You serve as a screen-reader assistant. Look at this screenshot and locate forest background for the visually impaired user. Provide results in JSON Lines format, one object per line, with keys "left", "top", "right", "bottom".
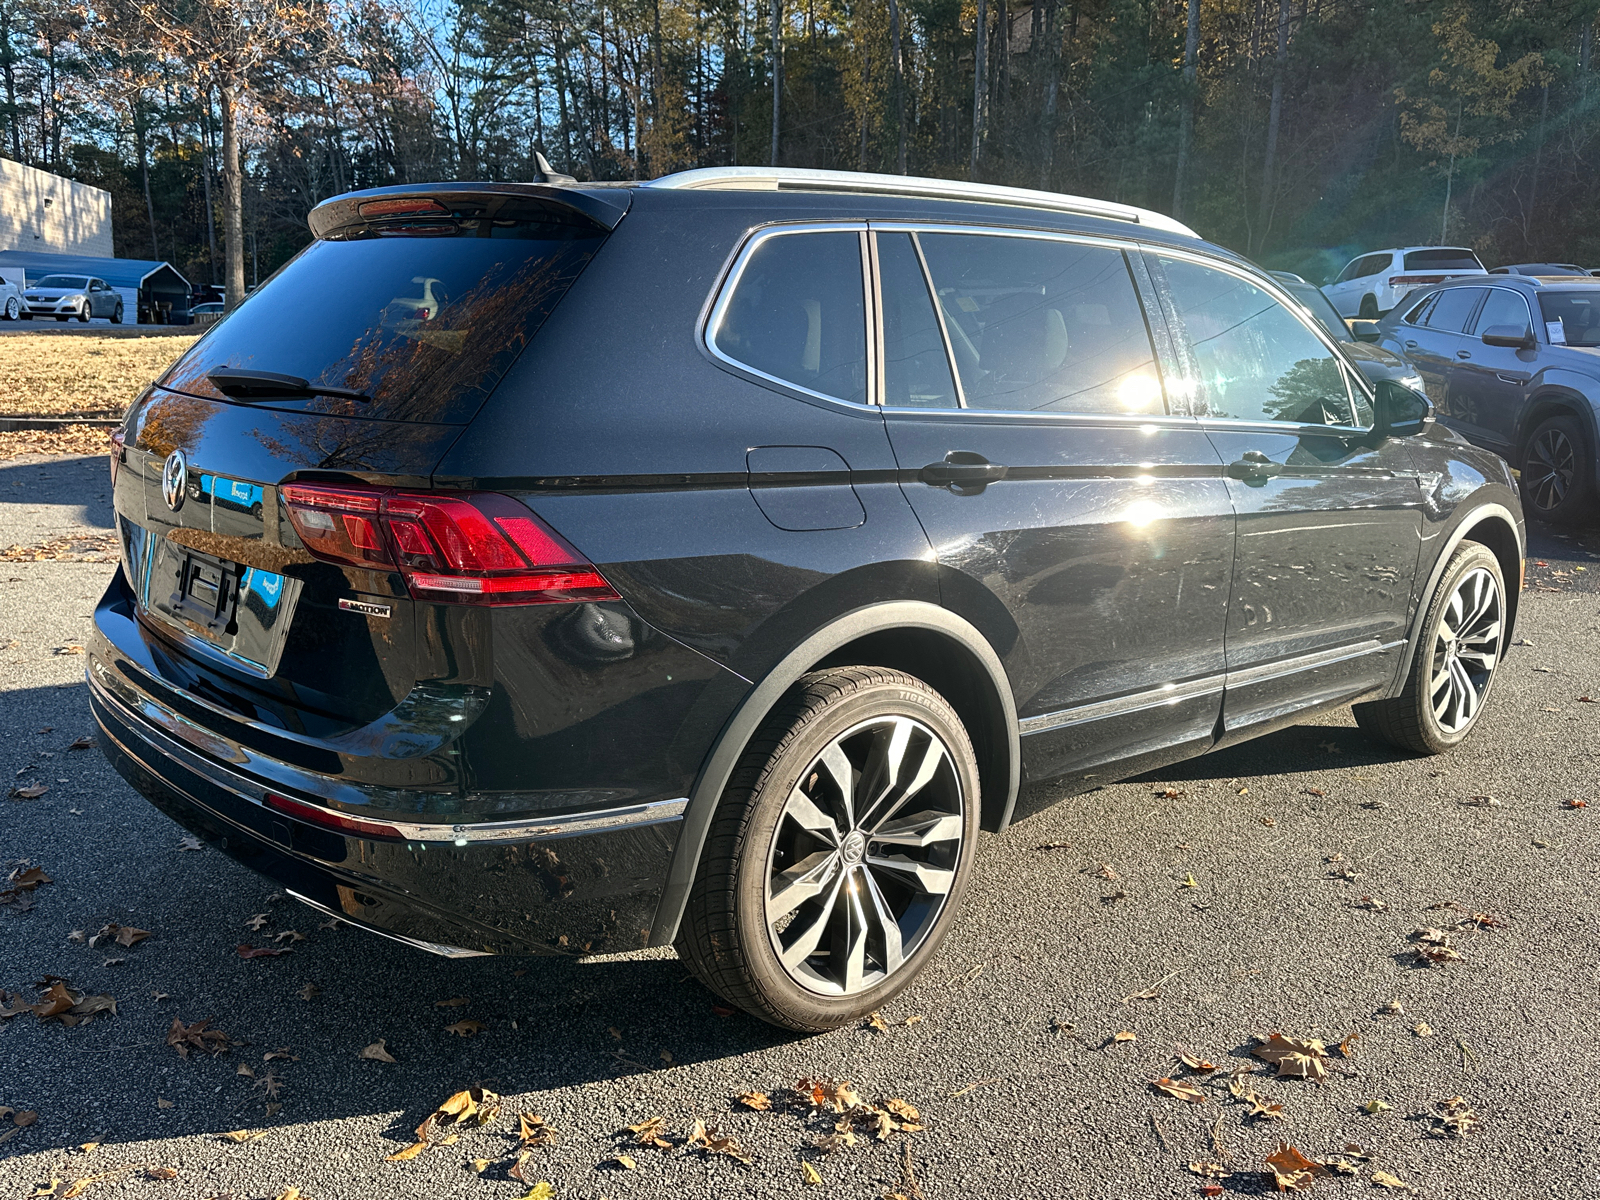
{"left": 3, "top": 0, "right": 1597, "bottom": 299}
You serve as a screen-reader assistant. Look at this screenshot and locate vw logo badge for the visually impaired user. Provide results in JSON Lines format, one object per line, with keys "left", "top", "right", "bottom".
{"left": 161, "top": 449, "right": 188, "bottom": 512}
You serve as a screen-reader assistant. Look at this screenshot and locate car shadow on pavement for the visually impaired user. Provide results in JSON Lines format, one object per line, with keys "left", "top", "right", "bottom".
{"left": 0, "top": 454, "right": 115, "bottom": 531}
{"left": 1131, "top": 721, "right": 1404, "bottom": 786}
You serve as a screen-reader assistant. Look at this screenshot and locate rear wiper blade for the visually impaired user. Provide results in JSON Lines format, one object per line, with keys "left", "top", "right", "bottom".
{"left": 207, "top": 367, "right": 369, "bottom": 403}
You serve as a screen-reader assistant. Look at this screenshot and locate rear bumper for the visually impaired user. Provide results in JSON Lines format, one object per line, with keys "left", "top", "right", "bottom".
{"left": 89, "top": 659, "right": 686, "bottom": 958}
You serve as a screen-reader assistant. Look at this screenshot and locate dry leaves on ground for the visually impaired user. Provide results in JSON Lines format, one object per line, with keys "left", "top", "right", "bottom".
{"left": 1251, "top": 1033, "right": 1331, "bottom": 1083}
{"left": 1264, "top": 1142, "right": 1327, "bottom": 1191}
{"left": 686, "top": 1118, "right": 752, "bottom": 1164}
{"left": 0, "top": 532, "right": 119, "bottom": 563}
{"left": 1428, "top": 1095, "right": 1479, "bottom": 1138}
{"left": 624, "top": 1116, "right": 675, "bottom": 1149}
{"left": 387, "top": 1087, "right": 502, "bottom": 1161}
{"left": 2, "top": 866, "right": 52, "bottom": 907}
{"left": 166, "top": 1016, "right": 233, "bottom": 1058}
{"left": 1371, "top": 1169, "right": 1414, "bottom": 1190}
{"left": 9, "top": 784, "right": 49, "bottom": 801}
{"left": 735, "top": 1091, "right": 771, "bottom": 1111}
{"left": 3, "top": 979, "right": 116, "bottom": 1027}
{"left": 444, "top": 1019, "right": 485, "bottom": 1037}
{"left": 237, "top": 944, "right": 292, "bottom": 959}
{"left": 87, "top": 924, "right": 150, "bottom": 949}
{"left": 359, "top": 1040, "right": 397, "bottom": 1063}
{"left": 1150, "top": 1077, "right": 1207, "bottom": 1103}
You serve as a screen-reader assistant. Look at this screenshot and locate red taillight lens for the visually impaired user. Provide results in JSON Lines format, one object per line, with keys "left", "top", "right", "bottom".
{"left": 109, "top": 428, "right": 125, "bottom": 486}
{"left": 280, "top": 483, "right": 620, "bottom": 607}
{"left": 265, "top": 791, "right": 404, "bottom": 840}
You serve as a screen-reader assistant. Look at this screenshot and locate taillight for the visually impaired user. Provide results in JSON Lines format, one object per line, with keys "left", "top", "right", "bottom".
{"left": 280, "top": 483, "right": 620, "bottom": 606}
{"left": 265, "top": 792, "right": 404, "bottom": 840}
{"left": 109, "top": 428, "right": 125, "bottom": 486}
{"left": 1388, "top": 275, "right": 1447, "bottom": 286}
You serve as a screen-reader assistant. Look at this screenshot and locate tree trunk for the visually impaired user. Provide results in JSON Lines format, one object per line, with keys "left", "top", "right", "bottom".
{"left": 201, "top": 91, "right": 220, "bottom": 286}
{"left": 219, "top": 79, "right": 245, "bottom": 311}
{"left": 1172, "top": 0, "right": 1201, "bottom": 221}
{"left": 1, "top": 2, "right": 20, "bottom": 161}
{"left": 889, "top": 0, "right": 906, "bottom": 173}
{"left": 970, "top": 0, "right": 986, "bottom": 177}
{"left": 134, "top": 98, "right": 160, "bottom": 261}
{"left": 1255, "top": 0, "right": 1289, "bottom": 254}
{"left": 770, "top": 0, "right": 782, "bottom": 165}
{"left": 1524, "top": 82, "right": 1547, "bottom": 251}
{"left": 1039, "top": 0, "right": 1059, "bottom": 188}
{"left": 1441, "top": 102, "right": 1461, "bottom": 244}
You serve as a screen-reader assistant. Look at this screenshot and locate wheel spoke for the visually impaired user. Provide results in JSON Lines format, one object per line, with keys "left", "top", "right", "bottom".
{"left": 861, "top": 868, "right": 905, "bottom": 975}
{"left": 778, "top": 868, "right": 847, "bottom": 970}
{"left": 816, "top": 743, "right": 856, "bottom": 829}
{"left": 865, "top": 851, "right": 956, "bottom": 894}
{"left": 836, "top": 873, "right": 870, "bottom": 994}
{"left": 767, "top": 850, "right": 842, "bottom": 923}
{"left": 861, "top": 737, "right": 947, "bottom": 832}
{"left": 782, "top": 786, "right": 842, "bottom": 845}
{"left": 871, "top": 809, "right": 963, "bottom": 848}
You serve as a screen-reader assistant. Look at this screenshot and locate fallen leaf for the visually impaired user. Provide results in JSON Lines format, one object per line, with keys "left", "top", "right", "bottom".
{"left": 385, "top": 1141, "right": 427, "bottom": 1162}
{"left": 1372, "top": 1169, "right": 1412, "bottom": 1190}
{"left": 1414, "top": 944, "right": 1462, "bottom": 966}
{"left": 166, "top": 1016, "right": 233, "bottom": 1058}
{"left": 1151, "top": 1077, "right": 1207, "bottom": 1103}
{"left": 518, "top": 1112, "right": 553, "bottom": 1148}
{"left": 272, "top": 931, "right": 304, "bottom": 945}
{"left": 54, "top": 645, "right": 84, "bottom": 656}
{"left": 1428, "top": 1094, "right": 1479, "bottom": 1138}
{"left": 1034, "top": 839, "right": 1072, "bottom": 849}
{"left": 659, "top": 1049, "right": 674, "bottom": 1065}
{"left": 1260, "top": 816, "right": 1278, "bottom": 826}
{"left": 1562, "top": 798, "right": 1588, "bottom": 809}
{"left": 14, "top": 1110, "right": 38, "bottom": 1126}
{"left": 434, "top": 996, "right": 470, "bottom": 1008}
{"left": 1350, "top": 895, "right": 1389, "bottom": 912}
{"left": 1181, "top": 873, "right": 1199, "bottom": 888}
{"left": 1094, "top": 863, "right": 1120, "bottom": 881}
{"left": 1154, "top": 787, "right": 1186, "bottom": 798}
{"left": 176, "top": 835, "right": 203, "bottom": 851}
{"left": 273, "top": 1187, "right": 300, "bottom": 1199}
{"left": 903, "top": 1014, "right": 924, "bottom": 1026}
{"left": 610, "top": 1154, "right": 637, "bottom": 1169}
{"left": 68, "top": 736, "right": 94, "bottom": 751}
{"left": 1189, "top": 1161, "right": 1231, "bottom": 1178}
{"left": 1252, "top": 1033, "right": 1330, "bottom": 1083}
{"left": 1303, "top": 787, "right": 1326, "bottom": 797}
{"left": 626, "top": 1116, "right": 674, "bottom": 1149}
{"left": 237, "top": 944, "right": 290, "bottom": 959}
{"left": 1379, "top": 998, "right": 1405, "bottom": 1016}
{"left": 359, "top": 1040, "right": 397, "bottom": 1063}
{"left": 1413, "top": 1022, "right": 1434, "bottom": 1038}
{"left": 801, "top": 1161, "right": 824, "bottom": 1185}
{"left": 865, "top": 1010, "right": 889, "bottom": 1032}
{"left": 297, "top": 984, "right": 320, "bottom": 1001}
{"left": 145, "top": 1167, "right": 178, "bottom": 1180}
{"left": 1180, "top": 1053, "right": 1218, "bottom": 1072}
{"left": 237, "top": 1063, "right": 255, "bottom": 1077}
{"left": 444, "top": 1020, "right": 484, "bottom": 1037}
{"left": 219, "top": 1130, "right": 264, "bottom": 1144}
{"left": 11, "top": 784, "right": 47, "bottom": 799}
{"left": 1265, "top": 1142, "right": 1327, "bottom": 1183}
{"left": 157, "top": 1097, "right": 173, "bottom": 1108}
{"left": 1338, "top": 1032, "right": 1361, "bottom": 1058}
{"left": 1113, "top": 1031, "right": 1137, "bottom": 1043}
{"left": 686, "top": 1117, "right": 752, "bottom": 1163}
{"left": 735, "top": 1091, "right": 771, "bottom": 1111}
{"left": 245, "top": 914, "right": 269, "bottom": 931}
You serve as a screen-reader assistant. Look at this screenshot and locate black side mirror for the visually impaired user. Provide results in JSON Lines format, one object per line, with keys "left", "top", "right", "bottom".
{"left": 1373, "top": 379, "right": 1433, "bottom": 439}
{"left": 1480, "top": 323, "right": 1535, "bottom": 350}
{"left": 1348, "top": 319, "right": 1381, "bottom": 343}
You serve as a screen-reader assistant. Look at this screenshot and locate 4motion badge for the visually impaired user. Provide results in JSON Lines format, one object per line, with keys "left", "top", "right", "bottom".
{"left": 338, "top": 598, "right": 392, "bottom": 619}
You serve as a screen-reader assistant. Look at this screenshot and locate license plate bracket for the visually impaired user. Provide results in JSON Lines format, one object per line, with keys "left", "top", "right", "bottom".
{"left": 171, "top": 553, "right": 242, "bottom": 635}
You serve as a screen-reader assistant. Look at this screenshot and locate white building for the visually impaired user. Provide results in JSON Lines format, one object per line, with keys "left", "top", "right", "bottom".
{"left": 0, "top": 157, "right": 114, "bottom": 259}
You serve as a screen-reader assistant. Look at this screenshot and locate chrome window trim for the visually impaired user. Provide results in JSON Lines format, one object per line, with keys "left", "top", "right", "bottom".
{"left": 702, "top": 221, "right": 874, "bottom": 408}
{"left": 1147, "top": 245, "right": 1377, "bottom": 423}
{"left": 878, "top": 404, "right": 1200, "bottom": 429}
{"left": 1018, "top": 638, "right": 1404, "bottom": 736}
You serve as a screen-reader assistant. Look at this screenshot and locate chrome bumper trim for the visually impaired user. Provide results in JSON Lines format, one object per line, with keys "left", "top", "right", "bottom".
{"left": 89, "top": 666, "right": 688, "bottom": 844}
{"left": 285, "top": 889, "right": 492, "bottom": 959}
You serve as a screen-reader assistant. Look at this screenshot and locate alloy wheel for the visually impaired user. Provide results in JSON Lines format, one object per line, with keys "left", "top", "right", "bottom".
{"left": 1525, "top": 428, "right": 1575, "bottom": 512}
{"left": 764, "top": 715, "right": 965, "bottom": 996}
{"left": 1429, "top": 566, "right": 1502, "bottom": 734}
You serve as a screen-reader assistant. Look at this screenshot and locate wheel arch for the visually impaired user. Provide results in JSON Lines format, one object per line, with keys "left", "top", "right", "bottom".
{"left": 647, "top": 601, "right": 1019, "bottom": 948}
{"left": 1388, "top": 502, "right": 1523, "bottom": 698}
{"left": 1515, "top": 388, "right": 1598, "bottom": 467}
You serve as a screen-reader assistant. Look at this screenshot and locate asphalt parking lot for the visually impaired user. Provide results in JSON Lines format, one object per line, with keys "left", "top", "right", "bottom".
{"left": 3, "top": 453, "right": 1599, "bottom": 1199}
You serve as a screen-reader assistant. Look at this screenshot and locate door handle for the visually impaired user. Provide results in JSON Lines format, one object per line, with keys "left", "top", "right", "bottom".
{"left": 1456, "top": 349, "right": 1472, "bottom": 359}
{"left": 920, "top": 451, "right": 1008, "bottom": 491}
{"left": 1227, "top": 450, "right": 1282, "bottom": 482}
{"left": 1404, "top": 340, "right": 1418, "bottom": 349}
{"left": 1496, "top": 373, "right": 1528, "bottom": 384}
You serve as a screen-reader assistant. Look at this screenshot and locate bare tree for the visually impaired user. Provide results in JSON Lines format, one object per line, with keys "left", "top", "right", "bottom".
{"left": 1172, "top": 0, "right": 1201, "bottom": 221}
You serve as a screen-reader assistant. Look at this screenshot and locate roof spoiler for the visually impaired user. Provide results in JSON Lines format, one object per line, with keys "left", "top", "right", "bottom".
{"left": 308, "top": 181, "right": 630, "bottom": 239}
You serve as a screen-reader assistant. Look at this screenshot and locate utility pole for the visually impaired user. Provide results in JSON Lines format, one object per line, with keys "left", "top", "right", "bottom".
{"left": 1172, "top": 0, "right": 1201, "bottom": 222}
{"left": 970, "top": 0, "right": 986, "bottom": 178}
{"left": 769, "top": 0, "right": 781, "bottom": 166}
{"left": 1255, "top": 0, "right": 1290, "bottom": 254}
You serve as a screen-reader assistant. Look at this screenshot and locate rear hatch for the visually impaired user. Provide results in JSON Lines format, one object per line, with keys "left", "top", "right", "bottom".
{"left": 111, "top": 185, "right": 624, "bottom": 749}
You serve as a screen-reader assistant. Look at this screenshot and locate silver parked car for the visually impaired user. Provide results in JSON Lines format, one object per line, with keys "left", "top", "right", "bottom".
{"left": 22, "top": 275, "right": 125, "bottom": 323}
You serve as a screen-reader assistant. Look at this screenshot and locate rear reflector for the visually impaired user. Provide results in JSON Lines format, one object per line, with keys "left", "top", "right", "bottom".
{"left": 265, "top": 791, "right": 405, "bottom": 840}
{"left": 1389, "top": 275, "right": 1449, "bottom": 286}
{"left": 280, "top": 483, "right": 620, "bottom": 607}
{"left": 357, "top": 197, "right": 448, "bottom": 219}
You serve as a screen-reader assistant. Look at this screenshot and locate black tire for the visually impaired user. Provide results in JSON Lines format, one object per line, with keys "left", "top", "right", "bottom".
{"left": 2, "top": 297, "right": 16, "bottom": 321}
{"left": 1354, "top": 540, "right": 1505, "bottom": 754}
{"left": 1358, "top": 294, "right": 1380, "bottom": 319}
{"left": 56, "top": 315, "right": 67, "bottom": 322}
{"left": 19, "top": 311, "right": 30, "bottom": 320}
{"left": 676, "top": 667, "right": 980, "bottom": 1032}
{"left": 1519, "top": 414, "right": 1593, "bottom": 523}
{"left": 112, "top": 303, "right": 123, "bottom": 324}
{"left": 76, "top": 306, "right": 90, "bottom": 323}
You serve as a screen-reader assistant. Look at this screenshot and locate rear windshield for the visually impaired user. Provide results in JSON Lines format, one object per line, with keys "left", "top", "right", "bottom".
{"left": 159, "top": 220, "right": 605, "bottom": 424}
{"left": 1403, "top": 249, "right": 1484, "bottom": 272}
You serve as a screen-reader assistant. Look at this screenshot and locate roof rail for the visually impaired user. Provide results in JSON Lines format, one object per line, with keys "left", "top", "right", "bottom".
{"left": 644, "top": 167, "right": 1200, "bottom": 238}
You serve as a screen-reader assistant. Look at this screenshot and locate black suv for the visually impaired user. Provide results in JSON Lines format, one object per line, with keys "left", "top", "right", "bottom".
{"left": 91, "top": 168, "right": 1524, "bottom": 1032}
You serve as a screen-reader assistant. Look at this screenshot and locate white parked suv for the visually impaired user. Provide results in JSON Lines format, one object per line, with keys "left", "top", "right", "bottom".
{"left": 0, "top": 272, "right": 23, "bottom": 320}
{"left": 1324, "top": 246, "right": 1487, "bottom": 318}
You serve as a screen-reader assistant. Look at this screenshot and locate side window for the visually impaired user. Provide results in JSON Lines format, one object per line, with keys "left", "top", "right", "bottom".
{"left": 712, "top": 230, "right": 867, "bottom": 404}
{"left": 1473, "top": 288, "right": 1532, "bottom": 335}
{"left": 1158, "top": 256, "right": 1363, "bottom": 427}
{"left": 1421, "top": 287, "right": 1484, "bottom": 333}
{"left": 1335, "top": 259, "right": 1362, "bottom": 284}
{"left": 1402, "top": 292, "right": 1438, "bottom": 325}
{"left": 917, "top": 233, "right": 1163, "bottom": 414}
{"left": 877, "top": 233, "right": 958, "bottom": 408}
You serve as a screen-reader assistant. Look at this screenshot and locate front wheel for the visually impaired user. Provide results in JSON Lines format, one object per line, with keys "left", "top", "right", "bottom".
{"left": 2, "top": 297, "right": 16, "bottom": 320}
{"left": 676, "top": 667, "right": 980, "bottom": 1032}
{"left": 77, "top": 305, "right": 90, "bottom": 323}
{"left": 111, "top": 302, "right": 123, "bottom": 324}
{"left": 1354, "top": 540, "right": 1505, "bottom": 754}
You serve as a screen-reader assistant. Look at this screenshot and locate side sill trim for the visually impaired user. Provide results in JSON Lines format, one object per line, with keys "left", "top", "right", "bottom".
{"left": 285, "top": 889, "right": 493, "bottom": 959}
{"left": 89, "top": 668, "right": 688, "bottom": 844}
{"left": 1018, "top": 639, "right": 1404, "bottom": 737}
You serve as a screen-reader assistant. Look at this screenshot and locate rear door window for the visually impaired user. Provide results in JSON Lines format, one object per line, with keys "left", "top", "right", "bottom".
{"left": 1157, "top": 256, "right": 1367, "bottom": 427}
{"left": 159, "top": 220, "right": 606, "bottom": 424}
{"left": 711, "top": 230, "right": 867, "bottom": 404}
{"left": 1422, "top": 287, "right": 1485, "bottom": 332}
{"left": 917, "top": 232, "right": 1163, "bottom": 414}
{"left": 1404, "top": 249, "right": 1485, "bottom": 272}
{"left": 877, "top": 233, "right": 959, "bottom": 408}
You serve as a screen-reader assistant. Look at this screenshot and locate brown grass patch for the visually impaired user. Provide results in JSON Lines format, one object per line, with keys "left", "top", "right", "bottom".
{"left": 0, "top": 426, "right": 116, "bottom": 460}
{"left": 2, "top": 333, "right": 197, "bottom": 417}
